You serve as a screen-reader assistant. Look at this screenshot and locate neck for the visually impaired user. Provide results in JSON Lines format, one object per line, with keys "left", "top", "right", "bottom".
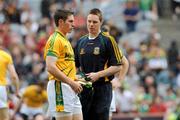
{"left": 89, "top": 31, "right": 100, "bottom": 38}
{"left": 59, "top": 30, "right": 66, "bottom": 36}
{"left": 58, "top": 27, "right": 66, "bottom": 36}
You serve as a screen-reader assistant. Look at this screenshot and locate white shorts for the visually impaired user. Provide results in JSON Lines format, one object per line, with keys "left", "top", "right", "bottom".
{"left": 110, "top": 90, "right": 116, "bottom": 112}
{"left": 0, "top": 86, "right": 8, "bottom": 108}
{"left": 20, "top": 103, "right": 43, "bottom": 116}
{"left": 47, "top": 80, "right": 82, "bottom": 117}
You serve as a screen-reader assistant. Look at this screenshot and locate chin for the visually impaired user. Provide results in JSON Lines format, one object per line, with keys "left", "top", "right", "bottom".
{"left": 68, "top": 30, "right": 72, "bottom": 33}
{"left": 91, "top": 31, "right": 97, "bottom": 35}
{"left": 89, "top": 30, "right": 94, "bottom": 33}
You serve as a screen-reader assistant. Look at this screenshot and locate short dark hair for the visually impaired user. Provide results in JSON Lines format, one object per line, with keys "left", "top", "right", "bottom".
{"left": 89, "top": 8, "right": 103, "bottom": 22}
{"left": 54, "top": 9, "right": 74, "bottom": 27}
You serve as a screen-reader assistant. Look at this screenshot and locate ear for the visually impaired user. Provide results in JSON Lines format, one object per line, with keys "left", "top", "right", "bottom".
{"left": 100, "top": 20, "right": 104, "bottom": 26}
{"left": 58, "top": 19, "right": 64, "bottom": 25}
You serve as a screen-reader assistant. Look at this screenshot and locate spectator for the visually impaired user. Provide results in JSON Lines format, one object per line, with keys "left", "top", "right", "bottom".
{"left": 171, "top": 0, "right": 180, "bottom": 21}
{"left": 149, "top": 95, "right": 167, "bottom": 113}
{"left": 13, "top": 82, "right": 47, "bottom": 120}
{"left": 0, "top": 37, "right": 20, "bottom": 120}
{"left": 41, "top": 0, "right": 51, "bottom": 19}
{"left": 138, "top": 0, "right": 158, "bottom": 21}
{"left": 167, "top": 40, "right": 179, "bottom": 71}
{"left": 123, "top": 0, "right": 140, "bottom": 32}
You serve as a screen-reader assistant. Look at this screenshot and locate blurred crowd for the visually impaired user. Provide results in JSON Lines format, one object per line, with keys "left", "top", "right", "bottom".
{"left": 0, "top": 0, "right": 179, "bottom": 120}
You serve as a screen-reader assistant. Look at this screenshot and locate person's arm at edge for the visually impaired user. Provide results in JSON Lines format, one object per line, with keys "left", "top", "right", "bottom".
{"left": 8, "top": 64, "right": 19, "bottom": 96}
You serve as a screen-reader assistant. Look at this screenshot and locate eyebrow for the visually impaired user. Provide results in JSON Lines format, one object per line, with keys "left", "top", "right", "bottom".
{"left": 88, "top": 20, "right": 98, "bottom": 23}
{"left": 68, "top": 20, "right": 74, "bottom": 22}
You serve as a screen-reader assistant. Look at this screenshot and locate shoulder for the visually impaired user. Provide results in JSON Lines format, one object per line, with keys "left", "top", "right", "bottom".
{"left": 47, "top": 32, "right": 62, "bottom": 42}
{"left": 0, "top": 50, "right": 12, "bottom": 60}
{"left": 0, "top": 50, "right": 10, "bottom": 56}
{"left": 42, "top": 90, "right": 47, "bottom": 96}
{"left": 46, "top": 32, "right": 64, "bottom": 48}
{"left": 101, "top": 32, "right": 116, "bottom": 44}
{"left": 79, "top": 34, "right": 88, "bottom": 41}
{"left": 26, "top": 85, "right": 37, "bottom": 91}
{"left": 77, "top": 34, "right": 88, "bottom": 44}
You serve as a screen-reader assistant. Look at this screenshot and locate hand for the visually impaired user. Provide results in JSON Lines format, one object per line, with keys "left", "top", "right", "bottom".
{"left": 86, "top": 72, "right": 100, "bottom": 83}
{"left": 70, "top": 81, "right": 83, "bottom": 94}
{"left": 111, "top": 77, "right": 121, "bottom": 89}
{"left": 15, "top": 91, "right": 21, "bottom": 99}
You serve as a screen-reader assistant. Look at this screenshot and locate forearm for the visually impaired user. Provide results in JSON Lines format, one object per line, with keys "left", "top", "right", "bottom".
{"left": 97, "top": 66, "right": 120, "bottom": 78}
{"left": 8, "top": 64, "right": 19, "bottom": 93}
{"left": 12, "top": 75, "right": 19, "bottom": 93}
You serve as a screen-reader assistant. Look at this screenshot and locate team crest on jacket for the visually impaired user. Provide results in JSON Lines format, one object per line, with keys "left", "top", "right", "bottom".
{"left": 80, "top": 48, "right": 85, "bottom": 55}
{"left": 93, "top": 47, "right": 100, "bottom": 55}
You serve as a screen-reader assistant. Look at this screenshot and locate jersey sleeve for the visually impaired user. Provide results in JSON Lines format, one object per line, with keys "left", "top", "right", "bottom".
{"left": 7, "top": 54, "right": 13, "bottom": 65}
{"left": 106, "top": 36, "right": 123, "bottom": 66}
{"left": 46, "top": 33, "right": 62, "bottom": 58}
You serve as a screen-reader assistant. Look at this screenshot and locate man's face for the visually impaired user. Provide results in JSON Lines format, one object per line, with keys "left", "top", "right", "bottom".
{"left": 63, "top": 15, "right": 75, "bottom": 33}
{"left": 87, "top": 14, "right": 101, "bottom": 35}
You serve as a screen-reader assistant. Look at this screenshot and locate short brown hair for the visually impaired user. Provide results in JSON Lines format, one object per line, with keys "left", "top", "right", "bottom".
{"left": 54, "top": 9, "right": 74, "bottom": 27}
{"left": 89, "top": 8, "right": 103, "bottom": 22}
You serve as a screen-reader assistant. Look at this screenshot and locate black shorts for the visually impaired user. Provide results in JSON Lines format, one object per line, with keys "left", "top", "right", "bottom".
{"left": 19, "top": 113, "right": 43, "bottom": 120}
{"left": 79, "top": 82, "right": 112, "bottom": 120}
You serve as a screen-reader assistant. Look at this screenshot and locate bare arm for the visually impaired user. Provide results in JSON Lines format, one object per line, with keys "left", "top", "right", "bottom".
{"left": 112, "top": 56, "right": 129, "bottom": 89}
{"left": 8, "top": 64, "right": 19, "bottom": 95}
{"left": 118, "top": 56, "right": 129, "bottom": 81}
{"left": 46, "top": 56, "right": 73, "bottom": 84}
{"left": 46, "top": 56, "right": 82, "bottom": 93}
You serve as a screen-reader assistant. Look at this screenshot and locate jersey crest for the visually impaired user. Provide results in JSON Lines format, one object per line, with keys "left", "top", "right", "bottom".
{"left": 93, "top": 47, "right": 100, "bottom": 55}
{"left": 80, "top": 48, "right": 85, "bottom": 55}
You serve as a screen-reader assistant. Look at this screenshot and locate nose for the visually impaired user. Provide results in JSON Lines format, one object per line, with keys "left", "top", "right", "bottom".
{"left": 89, "top": 22, "right": 93, "bottom": 26}
{"left": 72, "top": 22, "right": 75, "bottom": 28}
